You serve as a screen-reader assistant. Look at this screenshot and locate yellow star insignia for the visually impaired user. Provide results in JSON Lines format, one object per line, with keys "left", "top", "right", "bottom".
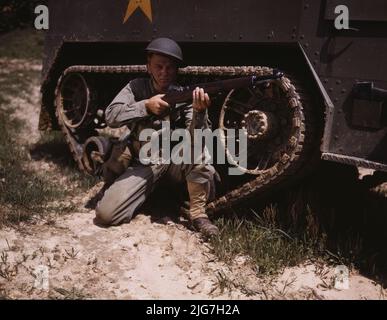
{"left": 123, "top": 0, "right": 153, "bottom": 23}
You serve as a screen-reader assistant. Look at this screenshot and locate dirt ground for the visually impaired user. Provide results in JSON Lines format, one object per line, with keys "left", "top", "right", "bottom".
{"left": 0, "top": 59, "right": 386, "bottom": 300}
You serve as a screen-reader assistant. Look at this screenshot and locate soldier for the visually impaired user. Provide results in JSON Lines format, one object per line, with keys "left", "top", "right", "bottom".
{"left": 95, "top": 37, "right": 219, "bottom": 238}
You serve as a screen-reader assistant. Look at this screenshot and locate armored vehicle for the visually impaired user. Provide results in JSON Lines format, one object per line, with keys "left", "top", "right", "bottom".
{"left": 40, "top": 0, "right": 387, "bottom": 213}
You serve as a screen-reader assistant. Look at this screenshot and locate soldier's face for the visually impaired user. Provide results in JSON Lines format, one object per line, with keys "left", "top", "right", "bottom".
{"left": 147, "top": 53, "right": 178, "bottom": 92}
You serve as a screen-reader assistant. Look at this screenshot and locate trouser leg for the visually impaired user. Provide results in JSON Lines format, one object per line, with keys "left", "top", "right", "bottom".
{"left": 95, "top": 164, "right": 167, "bottom": 226}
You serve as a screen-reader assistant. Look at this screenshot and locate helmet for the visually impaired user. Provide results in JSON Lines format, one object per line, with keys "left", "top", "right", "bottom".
{"left": 145, "top": 37, "right": 183, "bottom": 64}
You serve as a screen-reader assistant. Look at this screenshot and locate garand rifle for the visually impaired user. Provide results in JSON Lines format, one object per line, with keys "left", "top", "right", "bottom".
{"left": 159, "top": 69, "right": 284, "bottom": 113}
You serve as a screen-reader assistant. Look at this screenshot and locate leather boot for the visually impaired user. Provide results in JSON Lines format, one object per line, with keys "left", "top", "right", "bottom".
{"left": 192, "top": 217, "right": 219, "bottom": 238}
{"left": 187, "top": 181, "right": 219, "bottom": 238}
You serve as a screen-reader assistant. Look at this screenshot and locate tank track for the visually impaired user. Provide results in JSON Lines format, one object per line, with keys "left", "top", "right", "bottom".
{"left": 55, "top": 65, "right": 316, "bottom": 214}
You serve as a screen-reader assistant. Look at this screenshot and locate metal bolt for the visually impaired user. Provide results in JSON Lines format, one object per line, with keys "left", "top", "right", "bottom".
{"left": 341, "top": 89, "right": 347, "bottom": 94}
{"left": 300, "top": 35, "right": 305, "bottom": 40}
{"left": 336, "top": 80, "right": 342, "bottom": 85}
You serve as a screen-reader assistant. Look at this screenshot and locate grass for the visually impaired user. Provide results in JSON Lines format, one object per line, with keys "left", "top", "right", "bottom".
{"left": 211, "top": 207, "right": 318, "bottom": 277}
{"left": 0, "top": 28, "right": 98, "bottom": 226}
{"left": 0, "top": 107, "right": 65, "bottom": 225}
{"left": 0, "top": 28, "right": 44, "bottom": 60}
{"left": 0, "top": 103, "right": 98, "bottom": 226}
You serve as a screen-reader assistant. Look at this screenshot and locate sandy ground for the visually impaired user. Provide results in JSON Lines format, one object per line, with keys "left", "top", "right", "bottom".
{"left": 0, "top": 59, "right": 386, "bottom": 300}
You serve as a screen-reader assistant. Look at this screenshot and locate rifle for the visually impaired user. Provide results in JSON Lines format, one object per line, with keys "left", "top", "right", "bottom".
{"left": 162, "top": 69, "right": 284, "bottom": 105}
{"left": 155, "top": 69, "right": 284, "bottom": 117}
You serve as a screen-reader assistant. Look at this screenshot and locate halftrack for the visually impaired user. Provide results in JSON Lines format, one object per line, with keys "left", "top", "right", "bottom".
{"left": 39, "top": 0, "right": 387, "bottom": 213}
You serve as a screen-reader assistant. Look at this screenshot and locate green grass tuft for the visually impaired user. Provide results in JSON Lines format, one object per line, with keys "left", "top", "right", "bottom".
{"left": 211, "top": 207, "right": 316, "bottom": 276}
{"left": 0, "top": 28, "right": 44, "bottom": 60}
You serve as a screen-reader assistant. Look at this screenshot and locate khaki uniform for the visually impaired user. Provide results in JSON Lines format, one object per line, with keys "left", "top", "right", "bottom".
{"left": 95, "top": 78, "right": 216, "bottom": 225}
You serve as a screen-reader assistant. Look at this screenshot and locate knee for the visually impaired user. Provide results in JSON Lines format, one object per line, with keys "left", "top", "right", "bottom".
{"left": 95, "top": 201, "right": 135, "bottom": 226}
{"left": 95, "top": 204, "right": 114, "bottom": 226}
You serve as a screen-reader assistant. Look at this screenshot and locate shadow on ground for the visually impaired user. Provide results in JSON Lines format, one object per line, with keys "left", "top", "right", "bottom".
{"left": 242, "top": 161, "right": 387, "bottom": 285}
{"left": 29, "top": 132, "right": 78, "bottom": 169}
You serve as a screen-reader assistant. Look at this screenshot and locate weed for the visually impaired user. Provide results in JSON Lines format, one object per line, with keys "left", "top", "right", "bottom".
{"left": 51, "top": 286, "right": 90, "bottom": 300}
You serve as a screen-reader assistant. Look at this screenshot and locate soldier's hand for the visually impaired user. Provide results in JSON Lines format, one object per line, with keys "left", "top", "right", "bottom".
{"left": 145, "top": 94, "right": 170, "bottom": 115}
{"left": 193, "top": 87, "right": 211, "bottom": 112}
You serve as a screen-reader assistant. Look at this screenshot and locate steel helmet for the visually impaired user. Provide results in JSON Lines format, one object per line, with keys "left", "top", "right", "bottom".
{"left": 145, "top": 37, "right": 183, "bottom": 64}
